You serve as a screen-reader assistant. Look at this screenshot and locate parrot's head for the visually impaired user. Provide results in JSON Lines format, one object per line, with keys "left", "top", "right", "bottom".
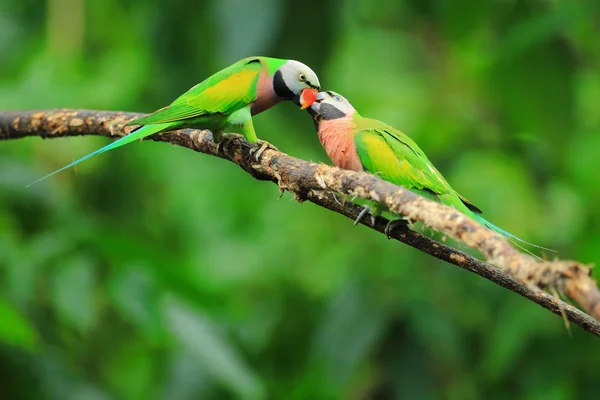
{"left": 308, "top": 90, "right": 357, "bottom": 126}
{"left": 273, "top": 60, "right": 320, "bottom": 110}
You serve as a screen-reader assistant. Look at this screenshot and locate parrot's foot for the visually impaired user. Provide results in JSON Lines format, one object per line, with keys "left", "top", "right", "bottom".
{"left": 216, "top": 140, "right": 226, "bottom": 155}
{"left": 250, "top": 140, "right": 279, "bottom": 162}
{"left": 384, "top": 219, "right": 408, "bottom": 239}
{"left": 214, "top": 132, "right": 242, "bottom": 154}
{"left": 354, "top": 205, "right": 376, "bottom": 226}
{"left": 214, "top": 134, "right": 230, "bottom": 155}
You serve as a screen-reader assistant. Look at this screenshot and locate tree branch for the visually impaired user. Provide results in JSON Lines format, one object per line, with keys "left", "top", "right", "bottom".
{"left": 2, "top": 109, "right": 600, "bottom": 337}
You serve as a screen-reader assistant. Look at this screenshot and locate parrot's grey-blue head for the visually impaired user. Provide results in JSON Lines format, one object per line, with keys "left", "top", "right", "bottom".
{"left": 273, "top": 60, "right": 321, "bottom": 109}
{"left": 308, "top": 91, "right": 357, "bottom": 123}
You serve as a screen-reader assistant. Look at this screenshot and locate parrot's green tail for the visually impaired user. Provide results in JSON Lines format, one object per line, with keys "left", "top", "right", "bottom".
{"left": 27, "top": 123, "right": 172, "bottom": 187}
{"left": 473, "top": 214, "right": 555, "bottom": 253}
{"left": 437, "top": 192, "right": 555, "bottom": 253}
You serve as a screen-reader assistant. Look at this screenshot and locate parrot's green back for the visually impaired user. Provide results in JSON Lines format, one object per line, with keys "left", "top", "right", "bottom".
{"left": 351, "top": 115, "right": 549, "bottom": 250}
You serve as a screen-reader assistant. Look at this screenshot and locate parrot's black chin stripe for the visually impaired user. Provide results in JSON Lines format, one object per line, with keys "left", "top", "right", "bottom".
{"left": 273, "top": 70, "right": 296, "bottom": 99}
{"left": 292, "top": 93, "right": 302, "bottom": 107}
{"left": 307, "top": 103, "right": 346, "bottom": 130}
{"left": 307, "top": 105, "right": 319, "bottom": 118}
{"left": 316, "top": 103, "right": 346, "bottom": 120}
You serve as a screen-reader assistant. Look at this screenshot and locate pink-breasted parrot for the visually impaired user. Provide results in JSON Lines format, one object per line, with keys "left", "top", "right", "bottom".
{"left": 308, "top": 90, "right": 549, "bottom": 250}
{"left": 29, "top": 56, "right": 320, "bottom": 186}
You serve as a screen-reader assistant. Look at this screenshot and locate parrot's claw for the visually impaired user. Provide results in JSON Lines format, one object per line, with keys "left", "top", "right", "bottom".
{"left": 216, "top": 140, "right": 225, "bottom": 155}
{"left": 354, "top": 205, "right": 376, "bottom": 226}
{"left": 215, "top": 135, "right": 232, "bottom": 155}
{"left": 214, "top": 132, "right": 245, "bottom": 155}
{"left": 250, "top": 140, "right": 279, "bottom": 162}
{"left": 384, "top": 219, "right": 408, "bottom": 239}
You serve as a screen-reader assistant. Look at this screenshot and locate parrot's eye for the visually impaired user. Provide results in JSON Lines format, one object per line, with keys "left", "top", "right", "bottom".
{"left": 334, "top": 96, "right": 343, "bottom": 101}
{"left": 298, "top": 73, "right": 306, "bottom": 82}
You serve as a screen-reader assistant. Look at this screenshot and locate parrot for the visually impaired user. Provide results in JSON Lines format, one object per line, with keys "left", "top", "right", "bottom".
{"left": 28, "top": 56, "right": 321, "bottom": 186}
{"left": 307, "top": 90, "right": 551, "bottom": 251}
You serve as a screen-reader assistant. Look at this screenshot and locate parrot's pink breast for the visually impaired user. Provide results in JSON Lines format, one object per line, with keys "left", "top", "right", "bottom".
{"left": 317, "top": 117, "right": 362, "bottom": 172}
{"left": 251, "top": 69, "right": 281, "bottom": 115}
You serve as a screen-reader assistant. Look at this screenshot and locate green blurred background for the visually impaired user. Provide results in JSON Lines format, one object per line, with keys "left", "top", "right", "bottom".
{"left": 1, "top": 0, "right": 600, "bottom": 399}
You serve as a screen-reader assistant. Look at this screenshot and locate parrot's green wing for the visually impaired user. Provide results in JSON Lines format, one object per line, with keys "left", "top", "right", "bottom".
{"left": 354, "top": 119, "right": 449, "bottom": 194}
{"left": 353, "top": 118, "right": 481, "bottom": 213}
{"left": 132, "top": 57, "right": 263, "bottom": 125}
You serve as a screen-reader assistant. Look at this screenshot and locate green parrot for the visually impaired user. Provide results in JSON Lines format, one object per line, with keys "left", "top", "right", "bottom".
{"left": 28, "top": 56, "right": 321, "bottom": 186}
{"left": 308, "top": 90, "right": 550, "bottom": 250}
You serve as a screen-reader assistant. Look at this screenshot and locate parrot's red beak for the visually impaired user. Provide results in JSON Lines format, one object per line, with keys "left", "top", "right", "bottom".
{"left": 299, "top": 88, "right": 318, "bottom": 110}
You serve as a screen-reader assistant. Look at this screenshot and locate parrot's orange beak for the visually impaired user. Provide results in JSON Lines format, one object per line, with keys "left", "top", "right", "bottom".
{"left": 299, "top": 88, "right": 318, "bottom": 110}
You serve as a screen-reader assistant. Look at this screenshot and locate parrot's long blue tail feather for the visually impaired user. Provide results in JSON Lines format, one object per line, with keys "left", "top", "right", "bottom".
{"left": 27, "top": 123, "right": 171, "bottom": 187}
{"left": 475, "top": 215, "right": 556, "bottom": 253}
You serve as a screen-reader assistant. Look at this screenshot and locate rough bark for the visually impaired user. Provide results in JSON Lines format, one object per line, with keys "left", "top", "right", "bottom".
{"left": 2, "top": 109, "right": 599, "bottom": 337}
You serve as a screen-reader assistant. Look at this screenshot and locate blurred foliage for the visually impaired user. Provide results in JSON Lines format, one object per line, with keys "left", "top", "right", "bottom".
{"left": 1, "top": 0, "right": 600, "bottom": 399}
